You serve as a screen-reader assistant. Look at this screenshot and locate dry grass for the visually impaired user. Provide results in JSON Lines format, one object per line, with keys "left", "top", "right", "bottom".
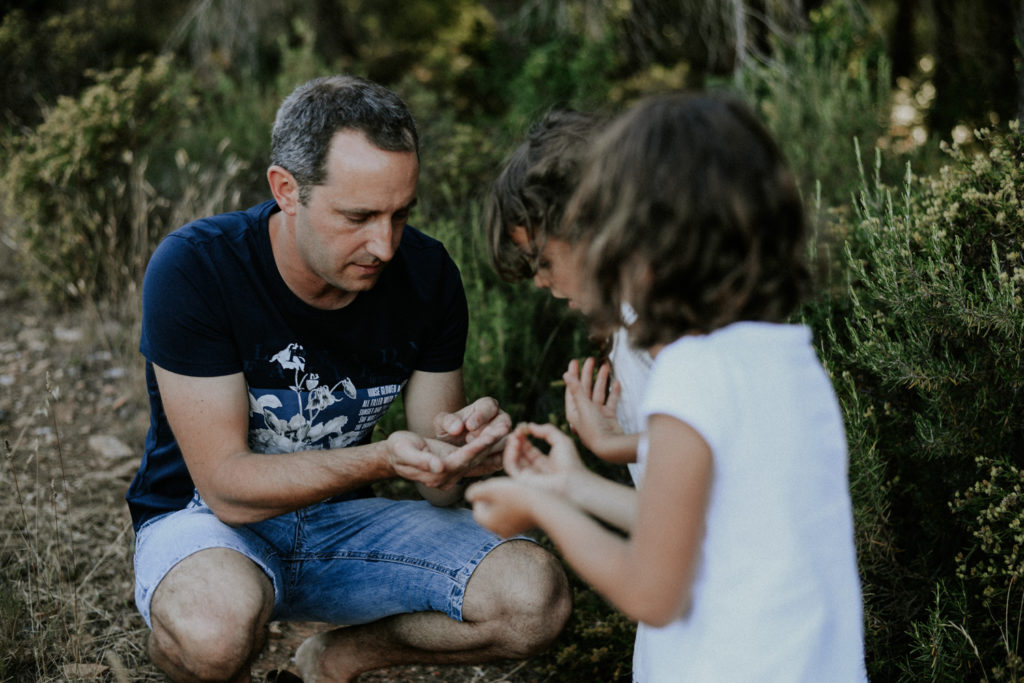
{"left": 0, "top": 232, "right": 156, "bottom": 680}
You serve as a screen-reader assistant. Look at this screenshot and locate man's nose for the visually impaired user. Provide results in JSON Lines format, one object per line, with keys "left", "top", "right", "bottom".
{"left": 366, "top": 219, "right": 397, "bottom": 262}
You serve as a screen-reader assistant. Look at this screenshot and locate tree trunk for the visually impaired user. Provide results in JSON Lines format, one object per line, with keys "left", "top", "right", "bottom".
{"left": 1017, "top": 0, "right": 1024, "bottom": 121}
{"left": 890, "top": 0, "right": 918, "bottom": 82}
{"left": 929, "top": 0, "right": 1019, "bottom": 135}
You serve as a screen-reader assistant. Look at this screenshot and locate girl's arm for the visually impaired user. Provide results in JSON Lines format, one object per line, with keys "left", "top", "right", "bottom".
{"left": 468, "top": 415, "right": 712, "bottom": 627}
{"left": 503, "top": 423, "right": 637, "bottom": 532}
{"left": 617, "top": 413, "right": 712, "bottom": 624}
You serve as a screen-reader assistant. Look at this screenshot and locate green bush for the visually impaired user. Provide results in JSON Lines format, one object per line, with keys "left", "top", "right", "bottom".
{"left": 814, "top": 122, "right": 1024, "bottom": 680}
{"left": 2, "top": 56, "right": 197, "bottom": 303}
{"left": 539, "top": 564, "right": 635, "bottom": 682}
{"left": 501, "top": 32, "right": 617, "bottom": 131}
{"left": 735, "top": 0, "right": 895, "bottom": 207}
{"left": 0, "top": 3, "right": 173, "bottom": 128}
{"left": 951, "top": 458, "right": 1024, "bottom": 679}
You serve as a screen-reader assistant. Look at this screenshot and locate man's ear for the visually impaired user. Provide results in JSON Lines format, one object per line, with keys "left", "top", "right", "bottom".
{"left": 267, "top": 165, "right": 300, "bottom": 215}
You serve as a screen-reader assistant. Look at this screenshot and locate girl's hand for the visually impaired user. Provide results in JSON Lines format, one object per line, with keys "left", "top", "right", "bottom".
{"left": 503, "top": 422, "right": 585, "bottom": 496}
{"left": 564, "top": 358, "right": 625, "bottom": 451}
{"left": 466, "top": 477, "right": 539, "bottom": 537}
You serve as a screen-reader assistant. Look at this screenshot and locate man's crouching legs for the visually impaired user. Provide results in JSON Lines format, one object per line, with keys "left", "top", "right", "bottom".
{"left": 460, "top": 539, "right": 573, "bottom": 657}
{"left": 297, "top": 539, "right": 571, "bottom": 682}
{"left": 148, "top": 548, "right": 275, "bottom": 682}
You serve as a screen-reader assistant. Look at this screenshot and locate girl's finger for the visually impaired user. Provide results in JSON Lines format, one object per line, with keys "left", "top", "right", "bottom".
{"left": 564, "top": 388, "right": 579, "bottom": 433}
{"left": 502, "top": 430, "right": 523, "bottom": 475}
{"left": 606, "top": 379, "right": 622, "bottom": 412}
{"left": 580, "top": 357, "right": 595, "bottom": 395}
{"left": 503, "top": 424, "right": 535, "bottom": 475}
{"left": 593, "top": 361, "right": 611, "bottom": 402}
{"left": 523, "top": 422, "right": 573, "bottom": 448}
{"left": 563, "top": 362, "right": 582, "bottom": 390}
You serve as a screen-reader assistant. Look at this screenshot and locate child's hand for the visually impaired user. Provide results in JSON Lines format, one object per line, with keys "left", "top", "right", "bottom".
{"left": 564, "top": 358, "right": 626, "bottom": 452}
{"left": 466, "top": 477, "right": 538, "bottom": 537}
{"left": 503, "top": 422, "right": 585, "bottom": 496}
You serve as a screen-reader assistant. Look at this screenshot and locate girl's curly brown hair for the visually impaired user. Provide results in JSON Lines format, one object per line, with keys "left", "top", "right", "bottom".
{"left": 566, "top": 92, "right": 810, "bottom": 348}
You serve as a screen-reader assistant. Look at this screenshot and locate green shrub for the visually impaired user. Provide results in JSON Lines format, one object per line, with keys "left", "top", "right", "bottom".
{"left": 815, "top": 121, "right": 1024, "bottom": 680}
{"left": 501, "top": 32, "right": 617, "bottom": 131}
{"left": 951, "top": 458, "right": 1024, "bottom": 680}
{"left": 0, "top": 3, "right": 173, "bottom": 128}
{"left": 2, "top": 56, "right": 195, "bottom": 303}
{"left": 539, "top": 564, "right": 635, "bottom": 682}
{"left": 735, "top": 0, "right": 895, "bottom": 207}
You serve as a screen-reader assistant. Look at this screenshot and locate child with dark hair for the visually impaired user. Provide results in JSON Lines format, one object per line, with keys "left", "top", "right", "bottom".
{"left": 486, "top": 109, "right": 652, "bottom": 481}
{"left": 469, "top": 92, "right": 866, "bottom": 682}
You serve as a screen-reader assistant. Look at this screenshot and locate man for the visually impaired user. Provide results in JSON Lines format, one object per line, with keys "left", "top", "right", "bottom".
{"left": 127, "top": 75, "right": 571, "bottom": 683}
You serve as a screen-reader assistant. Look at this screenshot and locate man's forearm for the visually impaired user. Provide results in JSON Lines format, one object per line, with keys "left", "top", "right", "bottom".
{"left": 197, "top": 439, "right": 395, "bottom": 526}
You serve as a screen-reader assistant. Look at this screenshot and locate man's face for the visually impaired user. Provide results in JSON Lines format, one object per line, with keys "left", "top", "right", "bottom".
{"left": 293, "top": 130, "right": 418, "bottom": 304}
{"left": 509, "top": 226, "right": 587, "bottom": 310}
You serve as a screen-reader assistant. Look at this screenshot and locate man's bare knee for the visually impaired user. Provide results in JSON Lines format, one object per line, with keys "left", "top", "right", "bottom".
{"left": 464, "top": 540, "right": 572, "bottom": 657}
{"left": 149, "top": 548, "right": 273, "bottom": 680}
{"left": 151, "top": 610, "right": 264, "bottom": 681}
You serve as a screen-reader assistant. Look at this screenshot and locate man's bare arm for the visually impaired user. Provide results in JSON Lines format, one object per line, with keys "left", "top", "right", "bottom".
{"left": 154, "top": 365, "right": 455, "bottom": 525}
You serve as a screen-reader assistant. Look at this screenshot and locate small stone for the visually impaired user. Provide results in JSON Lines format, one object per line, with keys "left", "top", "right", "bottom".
{"left": 53, "top": 326, "right": 84, "bottom": 343}
{"left": 87, "top": 434, "right": 133, "bottom": 459}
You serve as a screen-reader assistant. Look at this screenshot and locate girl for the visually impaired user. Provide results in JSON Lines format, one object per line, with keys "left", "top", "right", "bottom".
{"left": 468, "top": 92, "right": 866, "bottom": 682}
{"left": 486, "top": 109, "right": 652, "bottom": 480}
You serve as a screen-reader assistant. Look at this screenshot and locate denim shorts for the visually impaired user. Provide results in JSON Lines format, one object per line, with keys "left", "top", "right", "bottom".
{"left": 133, "top": 492, "right": 511, "bottom": 629}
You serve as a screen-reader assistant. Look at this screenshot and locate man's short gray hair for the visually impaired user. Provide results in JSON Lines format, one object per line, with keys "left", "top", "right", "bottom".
{"left": 271, "top": 75, "right": 419, "bottom": 203}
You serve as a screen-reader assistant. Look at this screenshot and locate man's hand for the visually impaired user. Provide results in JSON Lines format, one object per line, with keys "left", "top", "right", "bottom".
{"left": 431, "top": 396, "right": 511, "bottom": 481}
{"left": 385, "top": 430, "right": 462, "bottom": 489}
{"left": 435, "top": 396, "right": 511, "bottom": 445}
{"left": 385, "top": 410, "right": 507, "bottom": 491}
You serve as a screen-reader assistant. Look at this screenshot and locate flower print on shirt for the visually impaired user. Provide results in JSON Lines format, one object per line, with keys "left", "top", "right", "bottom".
{"left": 270, "top": 343, "right": 305, "bottom": 372}
{"left": 248, "top": 343, "right": 357, "bottom": 454}
{"left": 247, "top": 343, "right": 406, "bottom": 454}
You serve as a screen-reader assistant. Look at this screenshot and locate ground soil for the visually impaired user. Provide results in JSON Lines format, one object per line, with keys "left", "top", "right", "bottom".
{"left": 0, "top": 239, "right": 557, "bottom": 682}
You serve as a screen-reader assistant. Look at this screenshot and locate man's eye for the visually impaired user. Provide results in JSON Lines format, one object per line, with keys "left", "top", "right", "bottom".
{"left": 538, "top": 259, "right": 552, "bottom": 270}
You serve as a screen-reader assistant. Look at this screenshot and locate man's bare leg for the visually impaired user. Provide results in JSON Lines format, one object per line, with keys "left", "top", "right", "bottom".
{"left": 148, "top": 548, "right": 275, "bottom": 682}
{"left": 295, "top": 540, "right": 571, "bottom": 682}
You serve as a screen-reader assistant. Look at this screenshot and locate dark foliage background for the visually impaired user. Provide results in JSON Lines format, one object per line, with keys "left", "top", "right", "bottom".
{"left": 1, "top": 1, "right": 1023, "bottom": 680}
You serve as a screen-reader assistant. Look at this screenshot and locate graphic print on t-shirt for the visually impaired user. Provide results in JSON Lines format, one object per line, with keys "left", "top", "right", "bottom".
{"left": 247, "top": 342, "right": 403, "bottom": 454}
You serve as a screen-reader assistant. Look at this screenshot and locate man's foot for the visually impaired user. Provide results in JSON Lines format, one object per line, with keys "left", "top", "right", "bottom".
{"left": 294, "top": 632, "right": 330, "bottom": 683}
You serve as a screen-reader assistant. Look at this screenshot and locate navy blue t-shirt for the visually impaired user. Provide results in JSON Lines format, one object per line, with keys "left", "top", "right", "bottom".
{"left": 127, "top": 200, "right": 469, "bottom": 531}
